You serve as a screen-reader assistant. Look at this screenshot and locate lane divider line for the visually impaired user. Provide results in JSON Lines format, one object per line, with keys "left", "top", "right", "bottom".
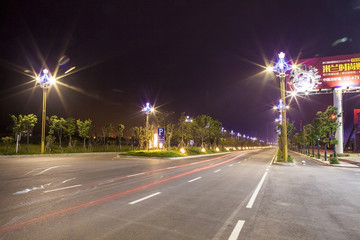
{"left": 44, "top": 185, "right": 83, "bottom": 193}
{"left": 0, "top": 152, "right": 247, "bottom": 233}
{"left": 214, "top": 169, "right": 221, "bottom": 173}
{"left": 129, "top": 192, "right": 161, "bottom": 205}
{"left": 188, "top": 177, "right": 202, "bottom": 183}
{"left": 246, "top": 171, "right": 268, "bottom": 209}
{"left": 228, "top": 220, "right": 245, "bottom": 240}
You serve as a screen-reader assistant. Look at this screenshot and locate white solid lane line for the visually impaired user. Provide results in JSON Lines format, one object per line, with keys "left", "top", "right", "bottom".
{"left": 246, "top": 171, "right": 268, "bottom": 208}
{"left": 43, "top": 184, "right": 83, "bottom": 193}
{"left": 188, "top": 177, "right": 202, "bottom": 183}
{"left": 127, "top": 173, "right": 145, "bottom": 177}
{"left": 228, "top": 220, "right": 245, "bottom": 240}
{"left": 34, "top": 165, "right": 71, "bottom": 176}
{"left": 129, "top": 192, "right": 162, "bottom": 205}
{"left": 214, "top": 169, "right": 221, "bottom": 173}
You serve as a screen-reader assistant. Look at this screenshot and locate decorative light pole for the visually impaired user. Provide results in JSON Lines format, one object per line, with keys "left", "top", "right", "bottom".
{"left": 142, "top": 102, "right": 154, "bottom": 151}
{"left": 268, "top": 52, "right": 292, "bottom": 161}
{"left": 36, "top": 69, "right": 56, "bottom": 153}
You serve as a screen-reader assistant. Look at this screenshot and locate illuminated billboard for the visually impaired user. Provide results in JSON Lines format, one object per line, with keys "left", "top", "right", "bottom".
{"left": 288, "top": 53, "right": 360, "bottom": 92}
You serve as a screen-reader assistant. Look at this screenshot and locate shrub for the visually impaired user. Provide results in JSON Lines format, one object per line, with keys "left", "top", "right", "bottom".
{"left": 186, "top": 147, "right": 202, "bottom": 155}
{"left": 329, "top": 157, "right": 339, "bottom": 164}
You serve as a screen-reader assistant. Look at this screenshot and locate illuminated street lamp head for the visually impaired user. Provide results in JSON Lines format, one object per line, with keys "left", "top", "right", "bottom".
{"left": 36, "top": 69, "right": 56, "bottom": 88}
{"left": 143, "top": 102, "right": 154, "bottom": 114}
{"left": 272, "top": 51, "right": 292, "bottom": 75}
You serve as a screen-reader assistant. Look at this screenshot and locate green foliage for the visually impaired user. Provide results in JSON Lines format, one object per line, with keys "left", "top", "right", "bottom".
{"left": 329, "top": 157, "right": 340, "bottom": 164}
{"left": 186, "top": 147, "right": 202, "bottom": 155}
{"left": 276, "top": 149, "right": 293, "bottom": 163}
{"left": 48, "top": 115, "right": 67, "bottom": 150}
{"left": 317, "top": 106, "right": 340, "bottom": 144}
{"left": 77, "top": 119, "right": 92, "bottom": 150}
{"left": 64, "top": 118, "right": 76, "bottom": 148}
{"left": 116, "top": 124, "right": 125, "bottom": 149}
{"left": 10, "top": 114, "right": 38, "bottom": 152}
{"left": 120, "top": 150, "right": 183, "bottom": 158}
{"left": 1, "top": 136, "right": 14, "bottom": 152}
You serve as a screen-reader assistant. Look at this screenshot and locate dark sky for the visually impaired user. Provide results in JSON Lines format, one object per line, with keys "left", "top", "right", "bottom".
{"left": 1, "top": 0, "right": 360, "bottom": 142}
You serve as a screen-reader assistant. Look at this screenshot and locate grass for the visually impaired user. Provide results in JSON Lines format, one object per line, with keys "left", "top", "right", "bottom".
{"left": 0, "top": 143, "right": 232, "bottom": 158}
{"left": 276, "top": 149, "right": 293, "bottom": 163}
{"left": 0, "top": 143, "right": 132, "bottom": 155}
{"left": 120, "top": 150, "right": 184, "bottom": 158}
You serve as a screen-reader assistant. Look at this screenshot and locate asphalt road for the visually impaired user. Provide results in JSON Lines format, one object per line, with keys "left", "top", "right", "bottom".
{"left": 0, "top": 148, "right": 359, "bottom": 240}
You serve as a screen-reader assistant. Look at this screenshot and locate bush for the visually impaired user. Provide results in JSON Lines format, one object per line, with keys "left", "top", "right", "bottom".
{"left": 277, "top": 149, "right": 293, "bottom": 162}
{"left": 186, "top": 147, "right": 202, "bottom": 155}
{"left": 329, "top": 157, "right": 340, "bottom": 164}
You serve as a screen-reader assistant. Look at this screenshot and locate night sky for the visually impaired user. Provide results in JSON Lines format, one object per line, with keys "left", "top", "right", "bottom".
{"left": 1, "top": 0, "right": 360, "bottom": 142}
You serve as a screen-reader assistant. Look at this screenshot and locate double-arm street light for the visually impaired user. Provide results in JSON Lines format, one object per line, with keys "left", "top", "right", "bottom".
{"left": 36, "top": 69, "right": 56, "bottom": 154}
{"left": 267, "top": 52, "right": 292, "bottom": 162}
{"left": 142, "top": 102, "right": 154, "bottom": 151}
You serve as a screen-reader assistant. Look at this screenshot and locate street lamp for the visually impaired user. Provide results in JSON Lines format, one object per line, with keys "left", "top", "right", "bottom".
{"left": 268, "top": 52, "right": 292, "bottom": 162}
{"left": 36, "top": 69, "right": 56, "bottom": 153}
{"left": 142, "top": 102, "right": 154, "bottom": 151}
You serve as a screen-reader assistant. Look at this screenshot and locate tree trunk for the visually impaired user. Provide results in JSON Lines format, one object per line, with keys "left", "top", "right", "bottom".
{"left": 324, "top": 143, "right": 327, "bottom": 161}
{"left": 26, "top": 127, "right": 30, "bottom": 152}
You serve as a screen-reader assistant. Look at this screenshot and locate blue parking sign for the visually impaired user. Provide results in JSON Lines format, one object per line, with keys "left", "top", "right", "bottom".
{"left": 158, "top": 127, "right": 165, "bottom": 143}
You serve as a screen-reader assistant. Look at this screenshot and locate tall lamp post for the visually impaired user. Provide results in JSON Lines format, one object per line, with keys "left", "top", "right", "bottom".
{"left": 142, "top": 102, "right": 154, "bottom": 151}
{"left": 268, "top": 52, "right": 292, "bottom": 162}
{"left": 36, "top": 69, "right": 56, "bottom": 153}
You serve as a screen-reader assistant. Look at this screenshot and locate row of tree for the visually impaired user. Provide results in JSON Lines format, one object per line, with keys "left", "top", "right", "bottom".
{"left": 288, "top": 106, "right": 340, "bottom": 161}
{"left": 2, "top": 112, "right": 264, "bottom": 153}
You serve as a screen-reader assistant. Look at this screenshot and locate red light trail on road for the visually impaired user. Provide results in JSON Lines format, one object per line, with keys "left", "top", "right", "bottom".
{"left": 0, "top": 151, "right": 251, "bottom": 234}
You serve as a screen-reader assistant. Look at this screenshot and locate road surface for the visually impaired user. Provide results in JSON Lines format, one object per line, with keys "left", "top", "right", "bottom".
{"left": 0, "top": 148, "right": 359, "bottom": 239}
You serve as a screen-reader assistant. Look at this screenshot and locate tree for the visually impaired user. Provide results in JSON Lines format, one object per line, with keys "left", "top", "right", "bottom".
{"left": 192, "top": 115, "right": 218, "bottom": 147}
{"left": 22, "top": 114, "right": 38, "bottom": 152}
{"left": 116, "top": 124, "right": 125, "bottom": 150}
{"left": 45, "top": 135, "right": 56, "bottom": 152}
{"left": 77, "top": 119, "right": 92, "bottom": 150}
{"left": 165, "top": 123, "right": 176, "bottom": 150}
{"left": 64, "top": 118, "right": 76, "bottom": 148}
{"left": 312, "top": 117, "right": 322, "bottom": 158}
{"left": 317, "top": 106, "right": 341, "bottom": 160}
{"left": 48, "top": 115, "right": 67, "bottom": 151}
{"left": 2, "top": 136, "right": 14, "bottom": 153}
{"left": 103, "top": 123, "right": 113, "bottom": 149}
{"left": 11, "top": 114, "right": 38, "bottom": 152}
{"left": 304, "top": 123, "right": 316, "bottom": 156}
{"left": 10, "top": 114, "right": 22, "bottom": 153}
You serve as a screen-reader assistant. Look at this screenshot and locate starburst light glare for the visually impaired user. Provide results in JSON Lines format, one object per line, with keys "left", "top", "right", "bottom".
{"left": 273, "top": 52, "right": 292, "bottom": 74}
{"left": 143, "top": 102, "right": 154, "bottom": 114}
{"left": 185, "top": 116, "right": 192, "bottom": 122}
{"left": 180, "top": 148, "right": 186, "bottom": 154}
{"left": 37, "top": 69, "right": 56, "bottom": 88}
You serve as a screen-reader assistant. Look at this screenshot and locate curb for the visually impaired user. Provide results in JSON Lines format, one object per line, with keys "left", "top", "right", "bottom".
{"left": 272, "top": 148, "right": 296, "bottom": 166}
{"left": 290, "top": 151, "right": 359, "bottom": 168}
{"left": 0, "top": 152, "right": 121, "bottom": 158}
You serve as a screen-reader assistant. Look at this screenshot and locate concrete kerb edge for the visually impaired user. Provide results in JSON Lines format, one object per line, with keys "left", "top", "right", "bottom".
{"left": 290, "top": 150, "right": 359, "bottom": 168}
{"left": 0, "top": 152, "right": 122, "bottom": 159}
{"left": 272, "top": 148, "right": 296, "bottom": 166}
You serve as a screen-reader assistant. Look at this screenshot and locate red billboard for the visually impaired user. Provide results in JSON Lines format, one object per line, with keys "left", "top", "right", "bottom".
{"left": 288, "top": 53, "right": 360, "bottom": 92}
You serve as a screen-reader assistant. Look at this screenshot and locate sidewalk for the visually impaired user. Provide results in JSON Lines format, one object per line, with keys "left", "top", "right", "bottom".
{"left": 290, "top": 150, "right": 360, "bottom": 168}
